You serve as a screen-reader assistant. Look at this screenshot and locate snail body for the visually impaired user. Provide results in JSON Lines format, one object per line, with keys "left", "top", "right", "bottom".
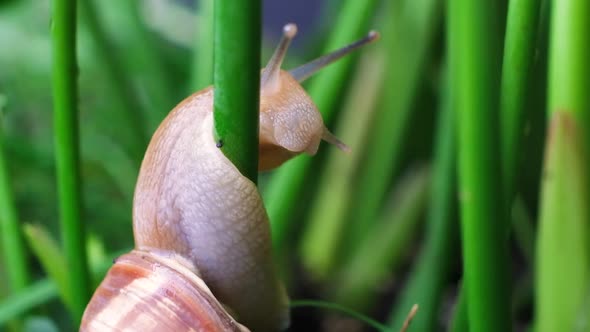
{"left": 81, "top": 24, "right": 378, "bottom": 332}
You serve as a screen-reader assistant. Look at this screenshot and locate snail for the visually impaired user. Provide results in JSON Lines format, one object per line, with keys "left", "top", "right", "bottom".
{"left": 80, "top": 24, "right": 378, "bottom": 332}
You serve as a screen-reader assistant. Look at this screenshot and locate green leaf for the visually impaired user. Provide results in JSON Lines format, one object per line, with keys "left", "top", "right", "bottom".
{"left": 22, "top": 224, "right": 74, "bottom": 315}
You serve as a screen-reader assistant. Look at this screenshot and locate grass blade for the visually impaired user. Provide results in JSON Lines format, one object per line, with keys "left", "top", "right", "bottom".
{"left": 0, "top": 109, "right": 30, "bottom": 296}
{"left": 22, "top": 224, "right": 74, "bottom": 314}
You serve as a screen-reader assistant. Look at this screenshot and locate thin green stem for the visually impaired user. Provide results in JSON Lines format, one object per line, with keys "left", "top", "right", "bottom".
{"left": 388, "top": 73, "right": 459, "bottom": 331}
{"left": 0, "top": 247, "right": 129, "bottom": 326}
{"left": 190, "top": 0, "right": 214, "bottom": 91}
{"left": 0, "top": 280, "right": 57, "bottom": 325}
{"left": 300, "top": 45, "right": 386, "bottom": 278}
{"left": 344, "top": 0, "right": 443, "bottom": 252}
{"left": 500, "top": 0, "right": 542, "bottom": 203}
{"left": 449, "top": 290, "right": 468, "bottom": 332}
{"left": 335, "top": 167, "right": 430, "bottom": 311}
{"left": 0, "top": 110, "right": 30, "bottom": 298}
{"left": 290, "top": 300, "right": 388, "bottom": 332}
{"left": 213, "top": 0, "right": 261, "bottom": 182}
{"left": 51, "top": 0, "right": 91, "bottom": 321}
{"left": 264, "top": 0, "right": 380, "bottom": 254}
{"left": 117, "top": 0, "right": 177, "bottom": 130}
{"left": 78, "top": 0, "right": 148, "bottom": 162}
{"left": 448, "top": 0, "right": 512, "bottom": 330}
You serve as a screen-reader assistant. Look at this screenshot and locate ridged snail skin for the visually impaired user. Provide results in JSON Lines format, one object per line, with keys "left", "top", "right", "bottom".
{"left": 80, "top": 251, "right": 248, "bottom": 332}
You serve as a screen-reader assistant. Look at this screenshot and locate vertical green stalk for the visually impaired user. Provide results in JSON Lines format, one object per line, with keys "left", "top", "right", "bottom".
{"left": 78, "top": 0, "right": 148, "bottom": 162}
{"left": 388, "top": 73, "right": 459, "bottom": 331}
{"left": 299, "top": 47, "right": 385, "bottom": 279}
{"left": 213, "top": 0, "right": 261, "bottom": 182}
{"left": 536, "top": 113, "right": 590, "bottom": 332}
{"left": 335, "top": 167, "right": 430, "bottom": 311}
{"left": 0, "top": 112, "right": 30, "bottom": 299}
{"left": 500, "top": 0, "right": 542, "bottom": 202}
{"left": 536, "top": 0, "right": 590, "bottom": 329}
{"left": 448, "top": 0, "right": 512, "bottom": 331}
{"left": 547, "top": 0, "right": 590, "bottom": 126}
{"left": 190, "top": 0, "right": 214, "bottom": 91}
{"left": 264, "top": 0, "right": 379, "bottom": 254}
{"left": 344, "top": 0, "right": 442, "bottom": 253}
{"left": 117, "top": 0, "right": 177, "bottom": 129}
{"left": 51, "top": 0, "right": 91, "bottom": 321}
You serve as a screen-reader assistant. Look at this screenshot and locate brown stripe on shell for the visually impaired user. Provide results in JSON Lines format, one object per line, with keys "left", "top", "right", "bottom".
{"left": 81, "top": 251, "right": 248, "bottom": 332}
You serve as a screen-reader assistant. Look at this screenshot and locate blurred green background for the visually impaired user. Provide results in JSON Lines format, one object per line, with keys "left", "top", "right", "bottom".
{"left": 1, "top": 0, "right": 589, "bottom": 331}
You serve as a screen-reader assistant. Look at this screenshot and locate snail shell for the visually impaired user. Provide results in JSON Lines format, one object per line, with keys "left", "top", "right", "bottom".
{"left": 80, "top": 251, "right": 248, "bottom": 332}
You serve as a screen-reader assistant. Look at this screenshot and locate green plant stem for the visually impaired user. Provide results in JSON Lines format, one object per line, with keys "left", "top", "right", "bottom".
{"left": 290, "top": 300, "right": 388, "bottom": 332}
{"left": 0, "top": 280, "right": 57, "bottom": 325}
{"left": 536, "top": 0, "right": 590, "bottom": 327}
{"left": 22, "top": 224, "right": 75, "bottom": 314}
{"left": 511, "top": 196, "right": 535, "bottom": 263}
{"left": 190, "top": 0, "right": 214, "bottom": 91}
{"left": 0, "top": 113, "right": 30, "bottom": 301}
{"left": 448, "top": 0, "right": 512, "bottom": 330}
{"left": 449, "top": 290, "right": 468, "bottom": 332}
{"left": 116, "top": 0, "right": 177, "bottom": 130}
{"left": 344, "top": 0, "right": 443, "bottom": 251}
{"left": 0, "top": 247, "right": 128, "bottom": 326}
{"left": 536, "top": 112, "right": 590, "bottom": 332}
{"left": 213, "top": 0, "right": 261, "bottom": 183}
{"left": 300, "top": 45, "right": 386, "bottom": 279}
{"left": 264, "top": 0, "right": 379, "bottom": 252}
{"left": 500, "top": 0, "right": 542, "bottom": 202}
{"left": 78, "top": 0, "right": 148, "bottom": 161}
{"left": 51, "top": 0, "right": 91, "bottom": 321}
{"left": 388, "top": 74, "right": 459, "bottom": 331}
{"left": 547, "top": 0, "right": 590, "bottom": 131}
{"left": 335, "top": 167, "right": 430, "bottom": 312}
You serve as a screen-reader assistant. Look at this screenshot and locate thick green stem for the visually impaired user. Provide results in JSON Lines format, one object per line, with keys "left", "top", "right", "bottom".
{"left": 448, "top": 0, "right": 512, "bottom": 330}
{"left": 213, "top": 0, "right": 261, "bottom": 183}
{"left": 51, "top": 0, "right": 91, "bottom": 321}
